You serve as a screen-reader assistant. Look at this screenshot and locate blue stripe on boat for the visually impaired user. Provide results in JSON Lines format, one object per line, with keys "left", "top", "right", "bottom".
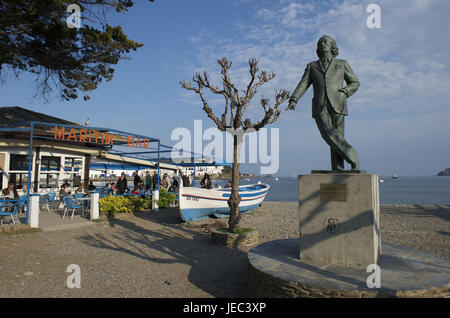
{"left": 221, "top": 190, "right": 268, "bottom": 198}
{"left": 179, "top": 203, "right": 261, "bottom": 222}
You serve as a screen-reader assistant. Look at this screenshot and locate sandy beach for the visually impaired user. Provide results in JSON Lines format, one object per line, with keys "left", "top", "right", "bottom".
{"left": 0, "top": 202, "right": 448, "bottom": 297}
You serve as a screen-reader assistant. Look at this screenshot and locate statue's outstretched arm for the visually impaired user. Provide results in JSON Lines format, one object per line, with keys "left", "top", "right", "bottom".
{"left": 287, "top": 64, "right": 311, "bottom": 110}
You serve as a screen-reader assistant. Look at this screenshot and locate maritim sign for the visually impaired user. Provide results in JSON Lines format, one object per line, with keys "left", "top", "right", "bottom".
{"left": 53, "top": 126, "right": 151, "bottom": 148}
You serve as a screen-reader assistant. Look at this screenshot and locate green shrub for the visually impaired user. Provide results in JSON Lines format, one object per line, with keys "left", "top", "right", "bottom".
{"left": 157, "top": 188, "right": 176, "bottom": 208}
{"left": 128, "top": 195, "right": 152, "bottom": 211}
{"left": 99, "top": 195, "right": 152, "bottom": 216}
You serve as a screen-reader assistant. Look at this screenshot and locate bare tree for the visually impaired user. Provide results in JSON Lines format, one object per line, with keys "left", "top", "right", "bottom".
{"left": 180, "top": 57, "right": 289, "bottom": 231}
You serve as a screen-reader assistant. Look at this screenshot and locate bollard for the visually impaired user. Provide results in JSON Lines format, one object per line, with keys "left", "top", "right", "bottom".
{"left": 90, "top": 192, "right": 99, "bottom": 220}
{"left": 29, "top": 195, "right": 40, "bottom": 228}
{"left": 152, "top": 190, "right": 159, "bottom": 211}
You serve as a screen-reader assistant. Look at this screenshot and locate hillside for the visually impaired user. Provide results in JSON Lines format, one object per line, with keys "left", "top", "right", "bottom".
{"left": 437, "top": 168, "right": 450, "bottom": 176}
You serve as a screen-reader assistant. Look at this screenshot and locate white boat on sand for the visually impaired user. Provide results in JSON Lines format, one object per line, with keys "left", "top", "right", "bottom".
{"left": 178, "top": 181, "right": 270, "bottom": 222}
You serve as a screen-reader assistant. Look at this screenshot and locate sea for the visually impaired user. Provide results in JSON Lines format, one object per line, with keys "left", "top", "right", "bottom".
{"left": 99, "top": 176, "right": 450, "bottom": 205}
{"left": 212, "top": 176, "right": 450, "bottom": 205}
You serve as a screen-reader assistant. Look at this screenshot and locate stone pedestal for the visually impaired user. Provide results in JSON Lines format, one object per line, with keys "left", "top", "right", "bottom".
{"left": 298, "top": 173, "right": 380, "bottom": 269}
{"left": 247, "top": 239, "right": 450, "bottom": 298}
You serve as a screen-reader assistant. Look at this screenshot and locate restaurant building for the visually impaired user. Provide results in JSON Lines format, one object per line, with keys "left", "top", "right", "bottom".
{"left": 0, "top": 106, "right": 230, "bottom": 226}
{"left": 0, "top": 107, "right": 95, "bottom": 192}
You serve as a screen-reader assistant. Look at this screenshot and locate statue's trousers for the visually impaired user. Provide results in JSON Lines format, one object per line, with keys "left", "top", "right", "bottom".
{"left": 315, "top": 102, "right": 359, "bottom": 170}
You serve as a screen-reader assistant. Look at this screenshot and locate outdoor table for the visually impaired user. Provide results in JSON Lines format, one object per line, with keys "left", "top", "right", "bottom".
{"left": 74, "top": 197, "right": 91, "bottom": 212}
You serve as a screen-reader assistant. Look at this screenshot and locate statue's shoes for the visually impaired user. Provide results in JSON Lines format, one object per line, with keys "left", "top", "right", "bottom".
{"left": 351, "top": 161, "right": 360, "bottom": 170}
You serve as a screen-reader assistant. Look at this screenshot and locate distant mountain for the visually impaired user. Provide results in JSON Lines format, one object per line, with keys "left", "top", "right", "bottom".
{"left": 437, "top": 168, "right": 450, "bottom": 176}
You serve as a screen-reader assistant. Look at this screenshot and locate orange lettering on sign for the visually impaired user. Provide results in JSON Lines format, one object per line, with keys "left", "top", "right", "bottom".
{"left": 79, "top": 129, "right": 87, "bottom": 142}
{"left": 107, "top": 134, "right": 114, "bottom": 145}
{"left": 143, "top": 138, "right": 150, "bottom": 148}
{"left": 67, "top": 128, "right": 77, "bottom": 142}
{"left": 52, "top": 126, "right": 133, "bottom": 149}
{"left": 54, "top": 126, "right": 65, "bottom": 140}
{"left": 136, "top": 137, "right": 142, "bottom": 148}
{"left": 94, "top": 131, "right": 100, "bottom": 143}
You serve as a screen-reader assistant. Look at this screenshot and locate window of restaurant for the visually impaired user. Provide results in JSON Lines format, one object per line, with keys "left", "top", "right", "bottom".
{"left": 64, "top": 157, "right": 83, "bottom": 187}
{"left": 39, "top": 156, "right": 61, "bottom": 188}
{"left": 9, "top": 154, "right": 30, "bottom": 171}
{"left": 9, "top": 173, "right": 29, "bottom": 188}
{"left": 40, "top": 156, "right": 61, "bottom": 172}
{"left": 39, "top": 173, "right": 58, "bottom": 188}
{"left": 9, "top": 154, "right": 32, "bottom": 188}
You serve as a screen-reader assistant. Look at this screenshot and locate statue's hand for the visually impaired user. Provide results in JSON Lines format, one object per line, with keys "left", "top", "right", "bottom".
{"left": 286, "top": 101, "right": 296, "bottom": 111}
{"left": 339, "top": 88, "right": 348, "bottom": 97}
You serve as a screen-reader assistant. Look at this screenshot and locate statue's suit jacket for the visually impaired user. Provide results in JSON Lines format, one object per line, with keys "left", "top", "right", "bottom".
{"left": 290, "top": 58, "right": 359, "bottom": 118}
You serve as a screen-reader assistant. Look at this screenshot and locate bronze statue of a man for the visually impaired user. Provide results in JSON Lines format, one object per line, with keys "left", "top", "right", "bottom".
{"left": 287, "top": 35, "right": 360, "bottom": 171}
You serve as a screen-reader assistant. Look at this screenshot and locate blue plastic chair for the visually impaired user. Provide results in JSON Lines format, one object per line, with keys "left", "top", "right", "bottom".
{"left": 39, "top": 194, "right": 51, "bottom": 213}
{"left": 47, "top": 192, "right": 57, "bottom": 209}
{"left": 0, "top": 198, "right": 22, "bottom": 224}
{"left": 74, "top": 193, "right": 84, "bottom": 199}
{"left": 15, "top": 196, "right": 27, "bottom": 214}
{"left": 63, "top": 196, "right": 83, "bottom": 219}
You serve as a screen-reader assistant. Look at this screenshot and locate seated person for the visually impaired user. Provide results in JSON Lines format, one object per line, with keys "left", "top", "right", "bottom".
{"left": 59, "top": 184, "right": 67, "bottom": 197}
{"left": 110, "top": 182, "right": 118, "bottom": 193}
{"left": 2, "top": 182, "right": 19, "bottom": 199}
{"left": 75, "top": 182, "right": 87, "bottom": 194}
{"left": 224, "top": 181, "right": 232, "bottom": 188}
{"left": 17, "top": 184, "right": 27, "bottom": 197}
{"left": 214, "top": 184, "right": 222, "bottom": 189}
{"left": 100, "top": 183, "right": 115, "bottom": 196}
{"left": 88, "top": 181, "right": 96, "bottom": 191}
{"left": 63, "top": 182, "right": 73, "bottom": 195}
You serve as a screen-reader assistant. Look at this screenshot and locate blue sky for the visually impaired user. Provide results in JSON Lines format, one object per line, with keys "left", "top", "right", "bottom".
{"left": 1, "top": 0, "right": 449, "bottom": 176}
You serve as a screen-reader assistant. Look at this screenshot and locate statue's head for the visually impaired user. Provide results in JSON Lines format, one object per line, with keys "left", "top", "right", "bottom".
{"left": 316, "top": 35, "right": 339, "bottom": 58}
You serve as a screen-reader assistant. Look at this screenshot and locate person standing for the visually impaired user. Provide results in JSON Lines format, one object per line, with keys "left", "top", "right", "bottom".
{"left": 162, "top": 173, "right": 170, "bottom": 190}
{"left": 117, "top": 172, "right": 128, "bottom": 194}
{"left": 133, "top": 171, "right": 142, "bottom": 189}
{"left": 287, "top": 35, "right": 360, "bottom": 171}
{"left": 150, "top": 172, "right": 156, "bottom": 190}
{"left": 181, "top": 172, "right": 190, "bottom": 187}
{"left": 145, "top": 171, "right": 153, "bottom": 191}
{"left": 171, "top": 175, "right": 179, "bottom": 192}
{"left": 200, "top": 174, "right": 212, "bottom": 189}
